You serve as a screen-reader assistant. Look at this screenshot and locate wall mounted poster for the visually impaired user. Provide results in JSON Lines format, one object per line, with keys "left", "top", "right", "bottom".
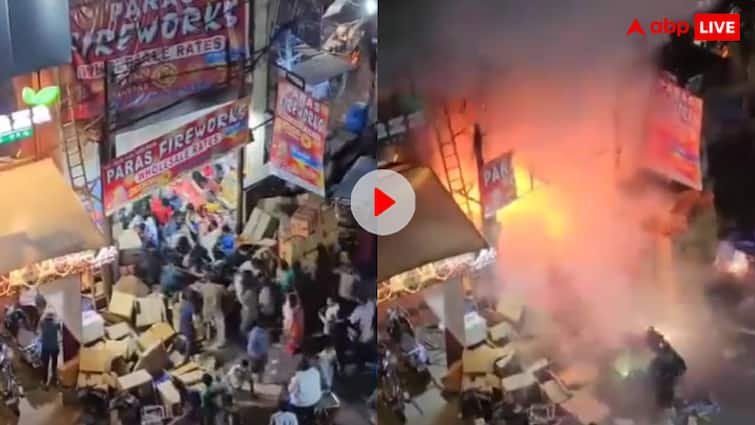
{"left": 270, "top": 79, "right": 329, "bottom": 195}
{"left": 101, "top": 98, "right": 249, "bottom": 215}
{"left": 69, "top": 0, "right": 250, "bottom": 118}
{"left": 644, "top": 74, "right": 703, "bottom": 190}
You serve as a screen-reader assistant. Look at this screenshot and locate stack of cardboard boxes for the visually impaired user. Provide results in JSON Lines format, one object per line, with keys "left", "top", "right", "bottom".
{"left": 62, "top": 275, "right": 213, "bottom": 419}
{"left": 442, "top": 298, "right": 610, "bottom": 425}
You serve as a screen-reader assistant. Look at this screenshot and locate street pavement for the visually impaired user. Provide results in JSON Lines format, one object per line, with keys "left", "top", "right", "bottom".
{"left": 378, "top": 284, "right": 755, "bottom": 425}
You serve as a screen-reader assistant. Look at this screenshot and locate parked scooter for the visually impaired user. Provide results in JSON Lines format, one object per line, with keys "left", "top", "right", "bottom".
{"left": 378, "top": 344, "right": 408, "bottom": 423}
{"left": 385, "top": 307, "right": 429, "bottom": 373}
{"left": 110, "top": 391, "right": 142, "bottom": 424}
{"left": 0, "top": 341, "right": 21, "bottom": 416}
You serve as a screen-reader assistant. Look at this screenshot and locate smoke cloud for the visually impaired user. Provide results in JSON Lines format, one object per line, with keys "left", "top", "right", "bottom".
{"left": 382, "top": 0, "right": 728, "bottom": 388}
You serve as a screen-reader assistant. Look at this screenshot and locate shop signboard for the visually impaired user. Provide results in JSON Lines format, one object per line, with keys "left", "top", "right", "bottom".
{"left": 101, "top": 98, "right": 249, "bottom": 215}
{"left": 644, "top": 74, "right": 703, "bottom": 190}
{"left": 270, "top": 79, "right": 329, "bottom": 195}
{"left": 0, "top": 105, "right": 52, "bottom": 145}
{"left": 69, "top": 0, "right": 250, "bottom": 118}
{"left": 480, "top": 152, "right": 516, "bottom": 218}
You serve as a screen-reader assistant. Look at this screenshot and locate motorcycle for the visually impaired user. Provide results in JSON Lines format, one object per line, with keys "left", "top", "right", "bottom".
{"left": 3, "top": 304, "right": 42, "bottom": 369}
{"left": 110, "top": 391, "right": 142, "bottom": 424}
{"left": 378, "top": 344, "right": 408, "bottom": 423}
{"left": 386, "top": 307, "right": 429, "bottom": 373}
{"left": 0, "top": 342, "right": 21, "bottom": 416}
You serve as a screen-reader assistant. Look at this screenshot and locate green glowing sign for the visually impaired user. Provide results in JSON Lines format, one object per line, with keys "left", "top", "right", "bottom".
{"left": 21, "top": 85, "right": 60, "bottom": 107}
{"left": 0, "top": 128, "right": 33, "bottom": 145}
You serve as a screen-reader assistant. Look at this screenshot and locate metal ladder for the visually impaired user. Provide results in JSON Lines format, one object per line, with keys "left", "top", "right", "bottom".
{"left": 434, "top": 103, "right": 474, "bottom": 217}
{"left": 60, "top": 86, "right": 101, "bottom": 215}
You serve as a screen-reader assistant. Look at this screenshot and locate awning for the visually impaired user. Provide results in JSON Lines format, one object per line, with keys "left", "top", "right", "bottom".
{"left": 0, "top": 159, "right": 105, "bottom": 274}
{"left": 292, "top": 52, "right": 356, "bottom": 86}
{"left": 378, "top": 166, "right": 488, "bottom": 281}
{"left": 332, "top": 155, "right": 376, "bottom": 200}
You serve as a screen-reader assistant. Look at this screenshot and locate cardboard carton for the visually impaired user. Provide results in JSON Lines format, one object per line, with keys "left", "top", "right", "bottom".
{"left": 135, "top": 343, "right": 169, "bottom": 375}
{"left": 79, "top": 347, "right": 112, "bottom": 373}
{"left": 175, "top": 370, "right": 203, "bottom": 386}
{"left": 106, "top": 322, "right": 134, "bottom": 340}
{"left": 462, "top": 344, "right": 513, "bottom": 375}
{"left": 157, "top": 381, "right": 182, "bottom": 417}
{"left": 170, "top": 362, "right": 200, "bottom": 376}
{"left": 138, "top": 322, "right": 176, "bottom": 350}
{"left": 59, "top": 356, "right": 79, "bottom": 388}
{"left": 135, "top": 295, "right": 167, "bottom": 328}
{"left": 117, "top": 369, "right": 152, "bottom": 392}
{"left": 108, "top": 291, "right": 136, "bottom": 320}
{"left": 290, "top": 206, "right": 319, "bottom": 237}
{"left": 242, "top": 208, "right": 278, "bottom": 242}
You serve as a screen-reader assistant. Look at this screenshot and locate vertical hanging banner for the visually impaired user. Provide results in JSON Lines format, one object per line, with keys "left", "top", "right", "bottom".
{"left": 101, "top": 98, "right": 249, "bottom": 215}
{"left": 69, "top": 0, "right": 250, "bottom": 119}
{"left": 644, "top": 74, "right": 703, "bottom": 190}
{"left": 480, "top": 152, "right": 516, "bottom": 218}
{"left": 270, "top": 79, "right": 329, "bottom": 195}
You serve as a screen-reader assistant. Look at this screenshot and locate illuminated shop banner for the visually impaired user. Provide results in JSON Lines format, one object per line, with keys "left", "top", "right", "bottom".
{"left": 69, "top": 0, "right": 250, "bottom": 118}
{"left": 270, "top": 79, "right": 329, "bottom": 195}
{"left": 644, "top": 74, "right": 703, "bottom": 190}
{"left": 102, "top": 98, "right": 249, "bottom": 215}
{"left": 0, "top": 106, "right": 52, "bottom": 145}
{"left": 480, "top": 152, "right": 517, "bottom": 218}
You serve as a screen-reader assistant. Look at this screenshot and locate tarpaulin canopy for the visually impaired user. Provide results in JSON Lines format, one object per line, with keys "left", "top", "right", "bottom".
{"left": 0, "top": 159, "right": 105, "bottom": 274}
{"left": 378, "top": 166, "right": 488, "bottom": 281}
{"left": 292, "top": 51, "right": 356, "bottom": 85}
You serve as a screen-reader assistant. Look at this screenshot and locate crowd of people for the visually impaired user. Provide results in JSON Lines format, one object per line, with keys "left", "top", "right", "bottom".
{"left": 115, "top": 187, "right": 377, "bottom": 425}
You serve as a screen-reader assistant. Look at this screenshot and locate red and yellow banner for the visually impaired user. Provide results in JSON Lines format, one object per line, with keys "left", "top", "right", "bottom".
{"left": 101, "top": 98, "right": 249, "bottom": 215}
{"left": 480, "top": 152, "right": 517, "bottom": 218}
{"left": 270, "top": 79, "right": 329, "bottom": 195}
{"left": 644, "top": 74, "right": 703, "bottom": 190}
{"left": 69, "top": 0, "right": 250, "bottom": 118}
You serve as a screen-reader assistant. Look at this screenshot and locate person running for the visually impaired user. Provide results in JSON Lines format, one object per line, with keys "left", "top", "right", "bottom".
{"left": 247, "top": 322, "right": 271, "bottom": 396}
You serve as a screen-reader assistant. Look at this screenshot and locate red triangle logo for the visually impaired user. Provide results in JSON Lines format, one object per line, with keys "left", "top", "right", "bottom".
{"left": 374, "top": 188, "right": 396, "bottom": 217}
{"left": 626, "top": 18, "right": 646, "bottom": 36}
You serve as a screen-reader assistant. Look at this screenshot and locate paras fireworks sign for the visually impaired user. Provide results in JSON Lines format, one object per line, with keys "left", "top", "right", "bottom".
{"left": 480, "top": 152, "right": 516, "bottom": 218}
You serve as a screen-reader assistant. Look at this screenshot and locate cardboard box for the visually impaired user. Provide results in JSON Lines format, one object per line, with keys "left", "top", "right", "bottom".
{"left": 170, "top": 362, "right": 200, "bottom": 376}
{"left": 117, "top": 369, "right": 152, "bottom": 392}
{"left": 175, "top": 370, "right": 203, "bottom": 386}
{"left": 106, "top": 322, "right": 134, "bottom": 340}
{"left": 135, "top": 343, "right": 169, "bottom": 375}
{"left": 108, "top": 291, "right": 136, "bottom": 320}
{"left": 462, "top": 344, "right": 513, "bottom": 375}
{"left": 77, "top": 372, "right": 109, "bottom": 391}
{"left": 138, "top": 322, "right": 176, "bottom": 350}
{"left": 59, "top": 356, "right": 79, "bottom": 388}
{"left": 79, "top": 347, "right": 112, "bottom": 373}
{"left": 105, "top": 339, "right": 130, "bottom": 361}
{"left": 157, "top": 381, "right": 182, "bottom": 417}
{"left": 82, "top": 311, "right": 105, "bottom": 345}
{"left": 290, "top": 206, "right": 319, "bottom": 237}
{"left": 242, "top": 208, "right": 278, "bottom": 242}
{"left": 135, "top": 295, "right": 167, "bottom": 328}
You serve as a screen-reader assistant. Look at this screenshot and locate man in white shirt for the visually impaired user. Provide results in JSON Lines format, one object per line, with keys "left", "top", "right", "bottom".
{"left": 349, "top": 297, "right": 376, "bottom": 368}
{"left": 349, "top": 298, "right": 375, "bottom": 344}
{"left": 318, "top": 297, "right": 340, "bottom": 336}
{"left": 270, "top": 402, "right": 299, "bottom": 425}
{"left": 288, "top": 358, "right": 322, "bottom": 424}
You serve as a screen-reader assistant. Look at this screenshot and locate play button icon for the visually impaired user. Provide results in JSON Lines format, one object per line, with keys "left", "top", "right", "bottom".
{"left": 351, "top": 169, "right": 415, "bottom": 235}
{"left": 374, "top": 188, "right": 395, "bottom": 216}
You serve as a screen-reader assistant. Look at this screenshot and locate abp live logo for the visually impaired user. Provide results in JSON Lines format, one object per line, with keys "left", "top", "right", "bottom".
{"left": 627, "top": 14, "right": 740, "bottom": 41}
